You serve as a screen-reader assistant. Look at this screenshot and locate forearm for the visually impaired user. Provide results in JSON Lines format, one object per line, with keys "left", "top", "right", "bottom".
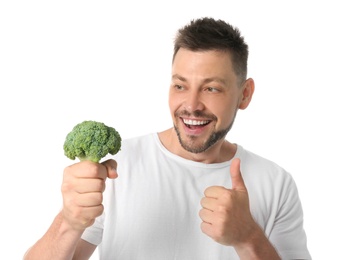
{"left": 234, "top": 225, "right": 281, "bottom": 260}
{"left": 24, "top": 211, "right": 84, "bottom": 260}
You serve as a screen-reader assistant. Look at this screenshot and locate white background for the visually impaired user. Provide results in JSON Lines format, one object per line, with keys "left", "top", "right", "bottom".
{"left": 1, "top": 1, "right": 338, "bottom": 259}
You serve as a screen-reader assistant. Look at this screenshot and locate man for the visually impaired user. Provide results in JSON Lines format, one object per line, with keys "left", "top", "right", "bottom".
{"left": 24, "top": 17, "right": 311, "bottom": 259}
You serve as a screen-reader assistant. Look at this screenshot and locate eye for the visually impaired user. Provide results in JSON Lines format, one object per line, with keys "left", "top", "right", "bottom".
{"left": 206, "top": 87, "right": 220, "bottom": 93}
{"left": 174, "top": 84, "right": 184, "bottom": 91}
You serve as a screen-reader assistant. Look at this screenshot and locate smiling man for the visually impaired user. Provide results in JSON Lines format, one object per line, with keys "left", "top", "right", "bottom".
{"left": 24, "top": 17, "right": 311, "bottom": 260}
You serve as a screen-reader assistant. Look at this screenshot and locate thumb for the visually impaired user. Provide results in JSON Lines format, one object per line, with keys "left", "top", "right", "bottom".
{"left": 102, "top": 159, "right": 118, "bottom": 179}
{"left": 230, "top": 158, "right": 246, "bottom": 191}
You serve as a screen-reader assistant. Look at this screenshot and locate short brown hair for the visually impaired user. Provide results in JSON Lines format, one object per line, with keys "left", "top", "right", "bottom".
{"left": 173, "top": 17, "right": 249, "bottom": 83}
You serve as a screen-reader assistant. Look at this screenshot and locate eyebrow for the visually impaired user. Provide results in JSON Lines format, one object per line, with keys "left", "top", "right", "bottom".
{"left": 172, "top": 74, "right": 227, "bottom": 85}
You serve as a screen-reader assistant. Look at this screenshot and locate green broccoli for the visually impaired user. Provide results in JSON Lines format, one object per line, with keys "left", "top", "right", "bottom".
{"left": 63, "top": 120, "right": 121, "bottom": 163}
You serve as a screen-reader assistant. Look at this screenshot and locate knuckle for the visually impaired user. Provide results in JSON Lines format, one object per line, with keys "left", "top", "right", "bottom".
{"left": 220, "top": 190, "right": 233, "bottom": 201}
{"left": 216, "top": 204, "right": 229, "bottom": 214}
{"left": 83, "top": 162, "right": 101, "bottom": 176}
{"left": 61, "top": 181, "right": 73, "bottom": 193}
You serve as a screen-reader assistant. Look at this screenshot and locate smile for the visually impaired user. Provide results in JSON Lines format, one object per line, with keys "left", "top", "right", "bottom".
{"left": 182, "top": 118, "right": 210, "bottom": 126}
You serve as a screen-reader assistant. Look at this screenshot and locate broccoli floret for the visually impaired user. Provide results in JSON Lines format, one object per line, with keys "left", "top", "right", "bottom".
{"left": 63, "top": 120, "right": 121, "bottom": 163}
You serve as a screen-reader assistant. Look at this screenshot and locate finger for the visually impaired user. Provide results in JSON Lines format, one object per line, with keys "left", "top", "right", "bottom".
{"left": 200, "top": 197, "right": 218, "bottom": 211}
{"left": 200, "top": 221, "right": 214, "bottom": 237}
{"left": 74, "top": 178, "right": 106, "bottom": 193}
{"left": 66, "top": 161, "right": 107, "bottom": 179}
{"left": 230, "top": 158, "right": 246, "bottom": 191}
{"left": 199, "top": 208, "right": 214, "bottom": 224}
{"left": 204, "top": 186, "right": 227, "bottom": 198}
{"left": 101, "top": 159, "right": 118, "bottom": 179}
{"left": 75, "top": 192, "right": 103, "bottom": 207}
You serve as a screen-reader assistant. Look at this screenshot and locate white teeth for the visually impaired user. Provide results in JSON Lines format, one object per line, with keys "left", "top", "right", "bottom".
{"left": 183, "top": 119, "right": 209, "bottom": 125}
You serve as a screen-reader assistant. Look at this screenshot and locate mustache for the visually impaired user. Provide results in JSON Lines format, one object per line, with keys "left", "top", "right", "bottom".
{"left": 175, "top": 110, "right": 217, "bottom": 120}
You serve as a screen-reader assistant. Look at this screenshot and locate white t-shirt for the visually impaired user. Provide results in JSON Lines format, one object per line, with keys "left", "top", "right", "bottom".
{"left": 82, "top": 133, "right": 311, "bottom": 259}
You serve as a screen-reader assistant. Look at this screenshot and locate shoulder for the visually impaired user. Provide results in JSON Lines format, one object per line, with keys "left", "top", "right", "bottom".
{"left": 237, "top": 146, "right": 296, "bottom": 191}
{"left": 238, "top": 147, "right": 304, "bottom": 223}
{"left": 239, "top": 146, "right": 291, "bottom": 176}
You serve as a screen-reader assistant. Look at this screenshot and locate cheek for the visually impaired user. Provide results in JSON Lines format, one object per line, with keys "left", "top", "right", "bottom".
{"left": 212, "top": 102, "right": 237, "bottom": 127}
{"left": 168, "top": 96, "right": 178, "bottom": 118}
{"left": 168, "top": 93, "right": 181, "bottom": 112}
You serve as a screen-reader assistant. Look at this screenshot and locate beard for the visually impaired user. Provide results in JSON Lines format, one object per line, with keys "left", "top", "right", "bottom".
{"left": 173, "top": 110, "right": 236, "bottom": 154}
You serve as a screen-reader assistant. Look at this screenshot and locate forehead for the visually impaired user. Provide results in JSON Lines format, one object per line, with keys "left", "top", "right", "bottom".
{"left": 172, "top": 48, "right": 237, "bottom": 80}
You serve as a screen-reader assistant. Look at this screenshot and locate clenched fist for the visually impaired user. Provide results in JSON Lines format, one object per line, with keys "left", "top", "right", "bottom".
{"left": 61, "top": 159, "right": 118, "bottom": 231}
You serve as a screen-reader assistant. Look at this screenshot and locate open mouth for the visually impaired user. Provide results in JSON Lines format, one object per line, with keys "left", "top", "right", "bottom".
{"left": 182, "top": 118, "right": 211, "bottom": 129}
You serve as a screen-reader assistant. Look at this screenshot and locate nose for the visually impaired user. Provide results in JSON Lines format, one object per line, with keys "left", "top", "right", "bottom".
{"left": 184, "top": 90, "right": 204, "bottom": 112}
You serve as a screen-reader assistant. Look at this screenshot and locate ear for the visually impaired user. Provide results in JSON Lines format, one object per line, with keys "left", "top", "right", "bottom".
{"left": 238, "top": 78, "right": 255, "bottom": 110}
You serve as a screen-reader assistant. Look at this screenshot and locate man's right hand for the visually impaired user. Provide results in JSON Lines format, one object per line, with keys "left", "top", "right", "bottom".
{"left": 61, "top": 159, "right": 118, "bottom": 231}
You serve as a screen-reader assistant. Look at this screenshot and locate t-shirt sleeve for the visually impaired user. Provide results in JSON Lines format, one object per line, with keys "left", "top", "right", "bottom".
{"left": 81, "top": 213, "right": 105, "bottom": 246}
{"left": 269, "top": 174, "right": 312, "bottom": 259}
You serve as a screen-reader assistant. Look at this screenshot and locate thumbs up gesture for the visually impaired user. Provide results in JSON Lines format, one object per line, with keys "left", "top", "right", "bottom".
{"left": 199, "top": 158, "right": 257, "bottom": 247}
